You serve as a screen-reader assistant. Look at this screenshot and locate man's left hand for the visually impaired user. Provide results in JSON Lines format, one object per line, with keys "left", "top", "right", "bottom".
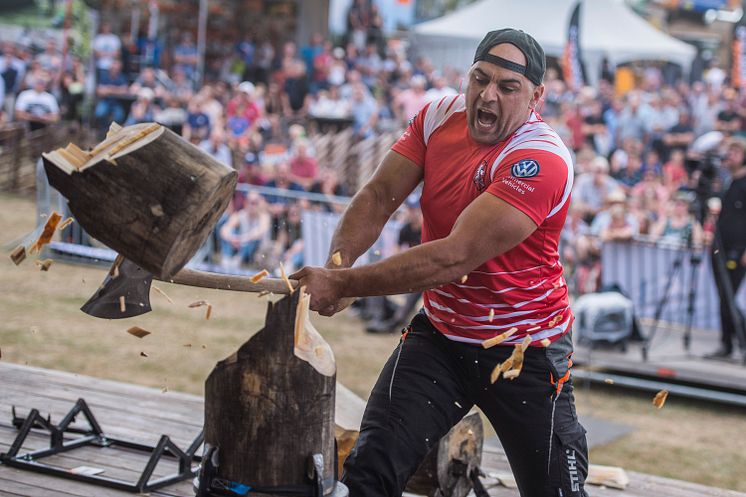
{"left": 290, "top": 266, "right": 349, "bottom": 316}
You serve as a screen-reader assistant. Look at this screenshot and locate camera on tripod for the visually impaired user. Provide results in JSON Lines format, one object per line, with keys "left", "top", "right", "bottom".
{"left": 685, "top": 151, "right": 720, "bottom": 224}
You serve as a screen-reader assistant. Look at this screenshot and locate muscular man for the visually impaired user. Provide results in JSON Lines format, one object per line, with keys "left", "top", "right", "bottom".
{"left": 292, "top": 29, "right": 589, "bottom": 497}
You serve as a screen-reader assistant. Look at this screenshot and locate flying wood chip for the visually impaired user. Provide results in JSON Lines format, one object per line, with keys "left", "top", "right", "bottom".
{"left": 250, "top": 269, "right": 269, "bottom": 283}
{"left": 540, "top": 338, "right": 551, "bottom": 347}
{"left": 205, "top": 304, "right": 213, "bottom": 320}
{"left": 188, "top": 300, "right": 209, "bottom": 308}
{"left": 30, "top": 211, "right": 62, "bottom": 254}
{"left": 279, "top": 262, "right": 295, "bottom": 294}
{"left": 57, "top": 217, "right": 74, "bottom": 231}
{"left": 119, "top": 296, "right": 126, "bottom": 312}
{"left": 152, "top": 285, "right": 174, "bottom": 304}
{"left": 460, "top": 275, "right": 468, "bottom": 283}
{"left": 35, "top": 259, "right": 53, "bottom": 271}
{"left": 653, "top": 390, "right": 669, "bottom": 409}
{"left": 10, "top": 245, "right": 26, "bottom": 265}
{"left": 482, "top": 327, "right": 518, "bottom": 349}
{"left": 488, "top": 309, "right": 495, "bottom": 322}
{"left": 140, "top": 351, "right": 149, "bottom": 357}
{"left": 127, "top": 326, "right": 151, "bottom": 338}
{"left": 331, "top": 251, "right": 342, "bottom": 266}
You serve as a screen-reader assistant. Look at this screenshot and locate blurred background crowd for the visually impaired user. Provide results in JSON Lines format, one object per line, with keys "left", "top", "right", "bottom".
{"left": 2, "top": 0, "right": 745, "bottom": 332}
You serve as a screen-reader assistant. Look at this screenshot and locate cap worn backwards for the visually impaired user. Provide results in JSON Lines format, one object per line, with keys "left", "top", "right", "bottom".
{"left": 473, "top": 28, "right": 546, "bottom": 86}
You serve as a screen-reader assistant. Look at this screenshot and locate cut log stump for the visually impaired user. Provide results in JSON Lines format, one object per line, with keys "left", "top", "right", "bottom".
{"left": 203, "top": 290, "right": 338, "bottom": 496}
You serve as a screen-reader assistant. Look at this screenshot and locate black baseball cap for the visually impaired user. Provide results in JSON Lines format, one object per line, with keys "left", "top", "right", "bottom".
{"left": 473, "top": 28, "right": 546, "bottom": 86}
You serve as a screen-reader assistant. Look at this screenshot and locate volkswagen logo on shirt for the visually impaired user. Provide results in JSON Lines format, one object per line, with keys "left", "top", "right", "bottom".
{"left": 511, "top": 159, "right": 540, "bottom": 178}
{"left": 473, "top": 160, "right": 488, "bottom": 192}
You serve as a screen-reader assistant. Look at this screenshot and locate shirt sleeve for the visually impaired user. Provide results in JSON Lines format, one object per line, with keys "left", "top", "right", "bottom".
{"left": 390, "top": 102, "right": 430, "bottom": 167}
{"left": 486, "top": 149, "right": 571, "bottom": 226}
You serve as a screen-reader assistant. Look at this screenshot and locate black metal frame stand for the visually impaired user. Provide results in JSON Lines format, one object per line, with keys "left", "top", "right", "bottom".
{"left": 0, "top": 398, "right": 203, "bottom": 493}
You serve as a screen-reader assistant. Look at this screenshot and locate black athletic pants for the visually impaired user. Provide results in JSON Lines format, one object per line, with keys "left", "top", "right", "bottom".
{"left": 711, "top": 249, "right": 746, "bottom": 353}
{"left": 342, "top": 312, "right": 589, "bottom": 497}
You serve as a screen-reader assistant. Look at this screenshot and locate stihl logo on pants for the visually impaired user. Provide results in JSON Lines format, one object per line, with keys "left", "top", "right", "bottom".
{"left": 566, "top": 448, "right": 580, "bottom": 492}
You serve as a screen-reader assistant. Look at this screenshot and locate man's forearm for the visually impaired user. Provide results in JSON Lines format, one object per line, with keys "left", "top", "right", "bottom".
{"left": 337, "top": 237, "right": 469, "bottom": 297}
{"left": 327, "top": 187, "right": 394, "bottom": 268}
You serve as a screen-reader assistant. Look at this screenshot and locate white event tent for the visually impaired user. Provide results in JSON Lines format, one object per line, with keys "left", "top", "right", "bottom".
{"left": 411, "top": 0, "right": 697, "bottom": 85}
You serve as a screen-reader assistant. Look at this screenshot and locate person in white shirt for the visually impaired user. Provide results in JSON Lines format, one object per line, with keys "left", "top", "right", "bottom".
{"left": 424, "top": 73, "right": 457, "bottom": 103}
{"left": 93, "top": 22, "right": 121, "bottom": 75}
{"left": 15, "top": 77, "right": 59, "bottom": 131}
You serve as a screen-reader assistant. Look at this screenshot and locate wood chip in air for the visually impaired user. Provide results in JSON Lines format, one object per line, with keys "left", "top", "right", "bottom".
{"left": 205, "top": 304, "right": 213, "bottom": 320}
{"left": 127, "top": 326, "right": 151, "bottom": 338}
{"left": 35, "top": 259, "right": 53, "bottom": 271}
{"left": 119, "top": 296, "right": 126, "bottom": 313}
{"left": 250, "top": 269, "right": 269, "bottom": 283}
{"left": 604, "top": 378, "right": 615, "bottom": 385}
{"left": 257, "top": 290, "right": 271, "bottom": 298}
{"left": 482, "top": 327, "right": 518, "bottom": 349}
{"left": 188, "top": 300, "right": 209, "bottom": 308}
{"left": 109, "top": 254, "right": 124, "bottom": 278}
{"left": 161, "top": 386, "right": 168, "bottom": 393}
{"left": 490, "top": 357, "right": 514, "bottom": 383}
{"left": 57, "top": 217, "right": 74, "bottom": 231}
{"left": 183, "top": 343, "right": 192, "bottom": 347}
{"left": 540, "top": 338, "right": 551, "bottom": 347}
{"left": 460, "top": 275, "right": 468, "bottom": 283}
{"left": 526, "top": 325, "right": 541, "bottom": 332}
{"left": 279, "top": 262, "right": 295, "bottom": 294}
{"left": 331, "top": 251, "right": 342, "bottom": 266}
{"left": 30, "top": 211, "right": 62, "bottom": 254}
{"left": 503, "top": 369, "right": 521, "bottom": 380}
{"left": 10, "top": 245, "right": 26, "bottom": 265}
{"left": 488, "top": 309, "right": 495, "bottom": 322}
{"left": 140, "top": 351, "right": 148, "bottom": 357}
{"left": 152, "top": 285, "right": 174, "bottom": 304}
{"left": 653, "top": 390, "right": 668, "bottom": 409}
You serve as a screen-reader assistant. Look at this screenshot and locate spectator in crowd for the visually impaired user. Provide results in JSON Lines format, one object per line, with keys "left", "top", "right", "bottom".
{"left": 650, "top": 191, "right": 703, "bottom": 246}
{"left": 94, "top": 59, "right": 130, "bottom": 126}
{"left": 219, "top": 191, "right": 271, "bottom": 269}
{"left": 350, "top": 82, "right": 378, "bottom": 138}
{"left": 288, "top": 138, "right": 318, "bottom": 188}
{"left": 393, "top": 74, "right": 427, "bottom": 124}
{"left": 309, "top": 167, "right": 347, "bottom": 213}
{"left": 129, "top": 66, "right": 168, "bottom": 99}
{"left": 173, "top": 32, "right": 198, "bottom": 81}
{"left": 200, "top": 128, "right": 233, "bottom": 168}
{"left": 614, "top": 152, "right": 643, "bottom": 190}
{"left": 272, "top": 202, "right": 305, "bottom": 273}
{"left": 661, "top": 108, "right": 694, "bottom": 160}
{"left": 60, "top": 67, "right": 85, "bottom": 124}
{"left": 264, "top": 162, "right": 306, "bottom": 219}
{"left": 93, "top": 21, "right": 121, "bottom": 78}
{"left": 630, "top": 169, "right": 669, "bottom": 205}
{"left": 424, "top": 72, "right": 457, "bottom": 103}
{"left": 183, "top": 97, "right": 211, "bottom": 143}
{"left": 14, "top": 77, "right": 59, "bottom": 131}
{"left": 125, "top": 87, "right": 159, "bottom": 125}
{"left": 283, "top": 60, "right": 309, "bottom": 119}
{"left": 155, "top": 95, "right": 187, "bottom": 134}
{"left": 590, "top": 190, "right": 640, "bottom": 242}
{"left": 35, "top": 39, "right": 61, "bottom": 77}
{"left": 662, "top": 149, "right": 688, "bottom": 191}
{"left": 574, "top": 156, "right": 620, "bottom": 220}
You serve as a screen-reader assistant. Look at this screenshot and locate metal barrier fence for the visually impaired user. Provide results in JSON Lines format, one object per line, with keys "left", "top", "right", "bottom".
{"left": 601, "top": 239, "right": 746, "bottom": 332}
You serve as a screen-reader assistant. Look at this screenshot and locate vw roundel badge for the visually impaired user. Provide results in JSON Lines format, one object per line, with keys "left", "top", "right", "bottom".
{"left": 511, "top": 159, "right": 540, "bottom": 178}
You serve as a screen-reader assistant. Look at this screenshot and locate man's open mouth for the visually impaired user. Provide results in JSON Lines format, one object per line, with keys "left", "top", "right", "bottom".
{"left": 476, "top": 108, "right": 497, "bottom": 129}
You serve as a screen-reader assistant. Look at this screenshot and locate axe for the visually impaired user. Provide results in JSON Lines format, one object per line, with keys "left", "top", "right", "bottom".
{"left": 82, "top": 258, "right": 297, "bottom": 319}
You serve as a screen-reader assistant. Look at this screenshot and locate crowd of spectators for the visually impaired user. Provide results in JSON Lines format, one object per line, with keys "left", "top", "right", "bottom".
{"left": 2, "top": 1, "right": 745, "bottom": 304}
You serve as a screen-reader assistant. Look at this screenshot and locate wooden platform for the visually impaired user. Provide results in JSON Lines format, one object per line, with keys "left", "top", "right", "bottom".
{"left": 1, "top": 362, "right": 744, "bottom": 497}
{"left": 573, "top": 323, "right": 746, "bottom": 396}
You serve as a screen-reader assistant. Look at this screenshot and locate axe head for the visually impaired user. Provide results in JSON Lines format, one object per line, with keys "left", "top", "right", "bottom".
{"left": 81, "top": 259, "right": 154, "bottom": 319}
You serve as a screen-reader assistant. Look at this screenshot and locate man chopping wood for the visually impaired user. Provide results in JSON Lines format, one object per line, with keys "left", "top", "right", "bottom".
{"left": 292, "top": 29, "right": 589, "bottom": 497}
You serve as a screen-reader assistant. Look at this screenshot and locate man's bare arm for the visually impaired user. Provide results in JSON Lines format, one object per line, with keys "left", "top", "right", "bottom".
{"left": 326, "top": 150, "right": 423, "bottom": 269}
{"left": 294, "top": 192, "right": 538, "bottom": 312}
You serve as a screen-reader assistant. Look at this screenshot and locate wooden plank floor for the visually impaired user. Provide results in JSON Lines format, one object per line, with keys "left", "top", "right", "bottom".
{"left": 1, "top": 362, "right": 744, "bottom": 497}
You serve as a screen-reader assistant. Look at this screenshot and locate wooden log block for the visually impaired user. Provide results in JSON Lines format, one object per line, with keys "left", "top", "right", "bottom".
{"left": 42, "top": 122, "right": 237, "bottom": 279}
{"left": 203, "top": 289, "right": 338, "bottom": 495}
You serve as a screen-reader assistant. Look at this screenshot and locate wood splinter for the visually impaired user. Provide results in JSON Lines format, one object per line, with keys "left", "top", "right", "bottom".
{"left": 35, "top": 259, "right": 54, "bottom": 271}
{"left": 250, "top": 269, "right": 269, "bottom": 283}
{"left": 119, "top": 296, "right": 126, "bottom": 313}
{"left": 127, "top": 326, "right": 151, "bottom": 338}
{"left": 10, "top": 245, "right": 26, "bottom": 265}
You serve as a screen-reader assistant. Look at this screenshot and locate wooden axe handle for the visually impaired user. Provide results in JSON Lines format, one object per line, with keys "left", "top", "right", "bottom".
{"left": 166, "top": 268, "right": 298, "bottom": 294}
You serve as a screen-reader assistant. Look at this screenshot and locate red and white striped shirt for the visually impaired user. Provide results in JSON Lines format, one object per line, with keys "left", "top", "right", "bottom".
{"left": 391, "top": 94, "right": 574, "bottom": 346}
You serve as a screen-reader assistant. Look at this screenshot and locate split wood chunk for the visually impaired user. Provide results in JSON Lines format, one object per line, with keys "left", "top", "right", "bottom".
{"left": 503, "top": 369, "right": 521, "bottom": 381}
{"left": 482, "top": 327, "right": 518, "bottom": 349}
{"left": 250, "top": 269, "right": 269, "bottom": 283}
{"left": 488, "top": 308, "right": 495, "bottom": 322}
{"left": 34, "top": 259, "right": 53, "bottom": 271}
{"left": 294, "top": 287, "right": 335, "bottom": 376}
{"left": 127, "top": 326, "right": 151, "bottom": 338}
{"left": 30, "top": 211, "right": 62, "bottom": 254}
{"left": 119, "top": 296, "right": 126, "bottom": 313}
{"left": 653, "top": 389, "right": 669, "bottom": 409}
{"left": 10, "top": 245, "right": 26, "bottom": 265}
{"left": 490, "top": 357, "right": 514, "bottom": 383}
{"left": 109, "top": 254, "right": 124, "bottom": 278}
{"left": 331, "top": 251, "right": 342, "bottom": 266}
{"left": 587, "top": 464, "right": 630, "bottom": 490}
{"left": 152, "top": 285, "right": 174, "bottom": 304}
{"left": 57, "top": 217, "right": 74, "bottom": 231}
{"left": 279, "top": 262, "right": 295, "bottom": 294}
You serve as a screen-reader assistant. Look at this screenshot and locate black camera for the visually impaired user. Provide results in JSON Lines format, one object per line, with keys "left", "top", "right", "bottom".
{"left": 685, "top": 152, "right": 720, "bottom": 223}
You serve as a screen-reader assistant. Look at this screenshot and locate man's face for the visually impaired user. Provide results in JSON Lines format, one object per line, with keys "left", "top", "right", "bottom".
{"left": 465, "top": 43, "right": 543, "bottom": 145}
{"left": 724, "top": 145, "right": 745, "bottom": 172}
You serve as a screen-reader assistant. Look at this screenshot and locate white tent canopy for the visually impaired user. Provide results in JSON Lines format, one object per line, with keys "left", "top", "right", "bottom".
{"left": 411, "top": 0, "right": 696, "bottom": 85}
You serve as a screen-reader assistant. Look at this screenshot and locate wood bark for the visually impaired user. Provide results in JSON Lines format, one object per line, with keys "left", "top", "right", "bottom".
{"left": 204, "top": 291, "right": 337, "bottom": 496}
{"left": 42, "top": 123, "right": 237, "bottom": 279}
